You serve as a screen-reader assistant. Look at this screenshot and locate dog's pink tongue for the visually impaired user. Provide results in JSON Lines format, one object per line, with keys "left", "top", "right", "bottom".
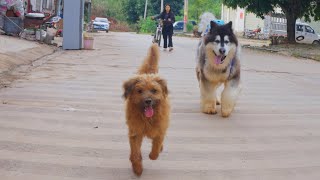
{"left": 144, "top": 107, "right": 154, "bottom": 118}
{"left": 215, "top": 56, "right": 222, "bottom": 65}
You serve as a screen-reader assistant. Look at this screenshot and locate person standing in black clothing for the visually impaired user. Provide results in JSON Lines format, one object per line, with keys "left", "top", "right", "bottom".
{"left": 152, "top": 4, "right": 175, "bottom": 51}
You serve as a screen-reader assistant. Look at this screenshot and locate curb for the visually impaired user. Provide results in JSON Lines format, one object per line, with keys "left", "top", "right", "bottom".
{"left": 242, "top": 45, "right": 320, "bottom": 62}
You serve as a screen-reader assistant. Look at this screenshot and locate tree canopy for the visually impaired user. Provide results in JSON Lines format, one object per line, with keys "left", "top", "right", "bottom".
{"left": 92, "top": 0, "right": 222, "bottom": 24}
{"left": 189, "top": 0, "right": 221, "bottom": 21}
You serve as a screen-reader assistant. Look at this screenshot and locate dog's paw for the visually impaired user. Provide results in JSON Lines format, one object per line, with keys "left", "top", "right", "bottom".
{"left": 221, "top": 101, "right": 235, "bottom": 118}
{"left": 221, "top": 106, "right": 233, "bottom": 118}
{"left": 149, "top": 152, "right": 159, "bottom": 160}
{"left": 132, "top": 161, "right": 143, "bottom": 176}
{"left": 202, "top": 105, "right": 217, "bottom": 114}
{"left": 221, "top": 111, "right": 231, "bottom": 118}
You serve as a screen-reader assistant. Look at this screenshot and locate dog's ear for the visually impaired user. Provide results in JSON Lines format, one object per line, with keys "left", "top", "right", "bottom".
{"left": 156, "top": 78, "right": 168, "bottom": 97}
{"left": 123, "top": 77, "right": 139, "bottom": 99}
{"left": 225, "top": 21, "right": 232, "bottom": 31}
{"left": 210, "top": 20, "right": 219, "bottom": 34}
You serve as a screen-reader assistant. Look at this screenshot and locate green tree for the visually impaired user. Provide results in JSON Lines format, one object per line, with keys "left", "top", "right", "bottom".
{"left": 149, "top": 0, "right": 184, "bottom": 16}
{"left": 92, "top": 0, "right": 126, "bottom": 21}
{"left": 189, "top": 0, "right": 221, "bottom": 21}
{"left": 123, "top": 0, "right": 145, "bottom": 23}
{"left": 121, "top": 0, "right": 184, "bottom": 24}
{"left": 223, "top": 0, "right": 320, "bottom": 44}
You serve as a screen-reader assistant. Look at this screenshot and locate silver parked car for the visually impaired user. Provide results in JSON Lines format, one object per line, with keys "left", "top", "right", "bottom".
{"left": 93, "top": 17, "right": 110, "bottom": 33}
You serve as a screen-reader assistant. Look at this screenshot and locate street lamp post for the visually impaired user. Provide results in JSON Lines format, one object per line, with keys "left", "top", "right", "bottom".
{"left": 161, "top": 0, "right": 164, "bottom": 13}
{"left": 144, "top": 0, "right": 148, "bottom": 19}
{"left": 183, "top": 0, "right": 188, "bottom": 33}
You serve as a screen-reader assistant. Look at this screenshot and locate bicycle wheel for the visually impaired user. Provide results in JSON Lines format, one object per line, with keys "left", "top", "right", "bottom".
{"left": 152, "top": 32, "right": 157, "bottom": 43}
{"left": 156, "top": 30, "right": 161, "bottom": 47}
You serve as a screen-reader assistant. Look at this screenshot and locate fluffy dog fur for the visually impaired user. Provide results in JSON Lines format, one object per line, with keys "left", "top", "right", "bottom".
{"left": 123, "top": 44, "right": 170, "bottom": 176}
{"left": 196, "top": 21, "right": 241, "bottom": 117}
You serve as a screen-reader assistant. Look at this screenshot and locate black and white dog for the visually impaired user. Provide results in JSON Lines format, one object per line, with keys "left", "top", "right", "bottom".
{"left": 196, "top": 20, "right": 241, "bottom": 117}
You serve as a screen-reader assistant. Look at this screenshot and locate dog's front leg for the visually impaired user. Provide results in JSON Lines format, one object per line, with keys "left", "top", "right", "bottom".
{"left": 221, "top": 79, "right": 241, "bottom": 117}
{"left": 149, "top": 135, "right": 164, "bottom": 160}
{"left": 200, "top": 79, "right": 219, "bottom": 114}
{"left": 129, "top": 135, "right": 143, "bottom": 176}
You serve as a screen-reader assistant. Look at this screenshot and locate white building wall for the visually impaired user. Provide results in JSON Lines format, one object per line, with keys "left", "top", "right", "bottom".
{"left": 221, "top": 4, "right": 245, "bottom": 33}
{"left": 234, "top": 6, "right": 245, "bottom": 32}
{"left": 245, "top": 12, "right": 264, "bottom": 30}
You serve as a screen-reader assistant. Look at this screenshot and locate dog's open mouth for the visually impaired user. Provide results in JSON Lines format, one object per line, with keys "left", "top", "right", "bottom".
{"left": 144, "top": 106, "right": 154, "bottom": 118}
{"left": 215, "top": 55, "right": 226, "bottom": 65}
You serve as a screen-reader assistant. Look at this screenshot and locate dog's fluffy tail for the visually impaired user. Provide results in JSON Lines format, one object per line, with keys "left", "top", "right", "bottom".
{"left": 138, "top": 43, "right": 160, "bottom": 74}
{"left": 198, "top": 12, "right": 216, "bottom": 36}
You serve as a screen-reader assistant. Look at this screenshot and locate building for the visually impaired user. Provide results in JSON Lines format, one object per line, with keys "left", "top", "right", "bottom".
{"left": 221, "top": 5, "right": 245, "bottom": 33}
{"left": 221, "top": 4, "right": 320, "bottom": 34}
{"left": 25, "top": 0, "right": 55, "bottom": 14}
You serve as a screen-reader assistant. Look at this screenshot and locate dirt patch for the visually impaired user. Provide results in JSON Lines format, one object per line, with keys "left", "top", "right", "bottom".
{"left": 238, "top": 37, "right": 270, "bottom": 47}
{"left": 0, "top": 43, "right": 57, "bottom": 88}
{"left": 277, "top": 44, "right": 320, "bottom": 61}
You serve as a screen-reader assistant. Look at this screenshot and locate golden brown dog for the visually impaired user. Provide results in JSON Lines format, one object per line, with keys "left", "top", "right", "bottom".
{"left": 122, "top": 44, "right": 170, "bottom": 176}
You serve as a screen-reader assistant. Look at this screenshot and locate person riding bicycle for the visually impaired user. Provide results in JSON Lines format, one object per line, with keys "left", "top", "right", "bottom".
{"left": 151, "top": 3, "right": 175, "bottom": 51}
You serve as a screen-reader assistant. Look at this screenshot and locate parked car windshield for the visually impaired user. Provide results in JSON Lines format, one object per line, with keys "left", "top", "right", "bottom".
{"left": 95, "top": 18, "right": 108, "bottom": 23}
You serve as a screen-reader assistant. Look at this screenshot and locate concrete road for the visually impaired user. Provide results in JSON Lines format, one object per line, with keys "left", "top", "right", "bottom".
{"left": 0, "top": 32, "right": 320, "bottom": 180}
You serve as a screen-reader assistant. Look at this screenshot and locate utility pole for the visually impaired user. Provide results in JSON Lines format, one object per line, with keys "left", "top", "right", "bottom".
{"left": 144, "top": 0, "right": 148, "bottom": 19}
{"left": 160, "top": 0, "right": 164, "bottom": 13}
{"left": 183, "top": 0, "right": 188, "bottom": 33}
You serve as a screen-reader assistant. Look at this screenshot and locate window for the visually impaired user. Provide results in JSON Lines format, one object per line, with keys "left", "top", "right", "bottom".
{"left": 305, "top": 26, "right": 315, "bottom": 34}
{"left": 296, "top": 25, "right": 303, "bottom": 32}
{"left": 99, "top": 19, "right": 108, "bottom": 23}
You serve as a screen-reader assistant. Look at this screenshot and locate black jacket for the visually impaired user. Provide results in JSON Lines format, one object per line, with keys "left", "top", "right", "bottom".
{"left": 155, "top": 11, "right": 175, "bottom": 35}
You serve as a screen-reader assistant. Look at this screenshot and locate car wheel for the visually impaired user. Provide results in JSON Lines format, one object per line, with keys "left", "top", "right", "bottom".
{"left": 277, "top": 36, "right": 285, "bottom": 44}
{"left": 106, "top": 30, "right": 109, "bottom": 33}
{"left": 312, "top": 40, "right": 320, "bottom": 45}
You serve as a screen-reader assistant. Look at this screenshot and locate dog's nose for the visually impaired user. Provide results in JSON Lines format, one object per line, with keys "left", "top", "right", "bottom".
{"left": 145, "top": 99, "right": 152, "bottom": 105}
{"left": 219, "top": 48, "right": 226, "bottom": 55}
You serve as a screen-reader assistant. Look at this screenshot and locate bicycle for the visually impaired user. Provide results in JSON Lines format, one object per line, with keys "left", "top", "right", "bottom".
{"left": 152, "top": 19, "right": 162, "bottom": 47}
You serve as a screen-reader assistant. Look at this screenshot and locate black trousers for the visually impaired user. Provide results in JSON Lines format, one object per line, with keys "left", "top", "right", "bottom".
{"left": 163, "top": 33, "right": 173, "bottom": 48}
{"left": 162, "top": 26, "right": 173, "bottom": 48}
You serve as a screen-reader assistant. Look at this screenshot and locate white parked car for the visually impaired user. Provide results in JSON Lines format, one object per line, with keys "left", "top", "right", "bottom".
{"left": 265, "top": 15, "right": 320, "bottom": 45}
{"left": 93, "top": 17, "right": 110, "bottom": 33}
{"left": 295, "top": 22, "right": 320, "bottom": 45}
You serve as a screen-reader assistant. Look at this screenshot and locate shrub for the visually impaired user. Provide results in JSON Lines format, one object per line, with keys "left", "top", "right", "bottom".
{"left": 175, "top": 15, "right": 183, "bottom": 21}
{"left": 187, "top": 23, "right": 194, "bottom": 32}
{"left": 138, "top": 17, "right": 157, "bottom": 33}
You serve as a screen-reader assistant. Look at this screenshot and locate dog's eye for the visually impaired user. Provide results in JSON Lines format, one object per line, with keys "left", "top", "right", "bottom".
{"left": 224, "top": 40, "right": 229, "bottom": 44}
{"left": 137, "top": 89, "right": 143, "bottom": 94}
{"left": 151, "top": 89, "right": 157, "bottom": 94}
{"left": 214, "top": 40, "right": 220, "bottom": 44}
